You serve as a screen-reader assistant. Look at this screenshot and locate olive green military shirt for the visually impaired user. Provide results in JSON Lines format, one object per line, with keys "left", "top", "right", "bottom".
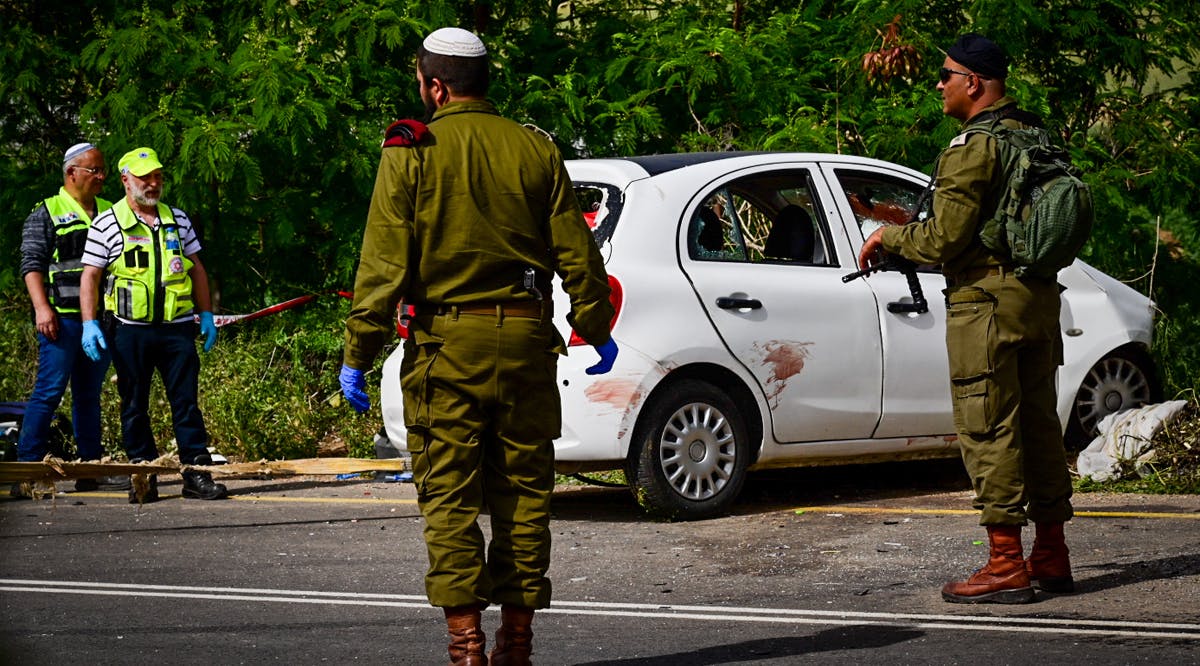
{"left": 344, "top": 100, "right": 614, "bottom": 369}
{"left": 880, "top": 96, "right": 1028, "bottom": 276}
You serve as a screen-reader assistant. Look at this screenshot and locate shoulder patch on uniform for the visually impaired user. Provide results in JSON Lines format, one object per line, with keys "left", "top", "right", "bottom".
{"left": 382, "top": 119, "right": 429, "bottom": 148}
{"left": 949, "top": 133, "right": 970, "bottom": 148}
{"left": 522, "top": 123, "right": 554, "bottom": 142}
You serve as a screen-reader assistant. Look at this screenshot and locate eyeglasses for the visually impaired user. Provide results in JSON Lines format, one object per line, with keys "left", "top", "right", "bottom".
{"left": 73, "top": 165, "right": 107, "bottom": 176}
{"left": 938, "top": 67, "right": 974, "bottom": 83}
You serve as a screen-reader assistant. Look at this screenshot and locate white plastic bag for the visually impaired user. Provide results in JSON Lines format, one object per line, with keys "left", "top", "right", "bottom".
{"left": 1075, "top": 400, "right": 1189, "bottom": 482}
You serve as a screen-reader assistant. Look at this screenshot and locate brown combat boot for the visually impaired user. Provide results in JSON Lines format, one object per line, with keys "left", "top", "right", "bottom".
{"left": 1026, "top": 521, "right": 1074, "bottom": 593}
{"left": 489, "top": 605, "right": 534, "bottom": 666}
{"left": 444, "top": 605, "right": 487, "bottom": 666}
{"left": 941, "top": 525, "right": 1036, "bottom": 604}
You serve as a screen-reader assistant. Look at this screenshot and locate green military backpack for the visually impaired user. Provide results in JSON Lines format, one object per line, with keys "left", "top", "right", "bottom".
{"left": 971, "top": 120, "right": 1094, "bottom": 279}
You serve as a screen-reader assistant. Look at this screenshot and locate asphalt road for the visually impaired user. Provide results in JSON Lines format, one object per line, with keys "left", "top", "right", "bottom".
{"left": 2, "top": 460, "right": 1198, "bottom": 665}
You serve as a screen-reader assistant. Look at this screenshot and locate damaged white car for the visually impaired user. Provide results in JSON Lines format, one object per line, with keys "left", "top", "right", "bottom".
{"left": 379, "top": 152, "right": 1157, "bottom": 520}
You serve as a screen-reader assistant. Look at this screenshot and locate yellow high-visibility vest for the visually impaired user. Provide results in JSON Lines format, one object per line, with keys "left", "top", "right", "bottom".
{"left": 103, "top": 200, "right": 194, "bottom": 323}
{"left": 41, "top": 188, "right": 112, "bottom": 313}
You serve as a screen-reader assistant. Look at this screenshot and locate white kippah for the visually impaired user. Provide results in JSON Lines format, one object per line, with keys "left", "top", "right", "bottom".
{"left": 64, "top": 142, "right": 96, "bottom": 164}
{"left": 423, "top": 27, "right": 486, "bottom": 57}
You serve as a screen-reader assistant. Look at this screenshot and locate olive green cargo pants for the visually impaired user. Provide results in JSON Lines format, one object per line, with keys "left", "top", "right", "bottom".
{"left": 944, "top": 271, "right": 1074, "bottom": 527}
{"left": 401, "top": 308, "right": 561, "bottom": 610}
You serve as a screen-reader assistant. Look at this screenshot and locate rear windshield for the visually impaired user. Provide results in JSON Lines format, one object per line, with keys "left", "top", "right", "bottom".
{"left": 574, "top": 182, "right": 622, "bottom": 245}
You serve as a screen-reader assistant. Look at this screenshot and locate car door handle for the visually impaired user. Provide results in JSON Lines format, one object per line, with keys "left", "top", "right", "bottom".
{"left": 716, "top": 297, "right": 763, "bottom": 310}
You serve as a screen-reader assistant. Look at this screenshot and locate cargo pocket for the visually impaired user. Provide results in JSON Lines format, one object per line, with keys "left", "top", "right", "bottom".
{"left": 113, "top": 278, "right": 150, "bottom": 321}
{"left": 400, "top": 326, "right": 443, "bottom": 449}
{"left": 401, "top": 326, "right": 443, "bottom": 496}
{"left": 951, "top": 377, "right": 996, "bottom": 435}
{"left": 945, "top": 286, "right": 999, "bottom": 435}
{"left": 945, "top": 287, "right": 997, "bottom": 378}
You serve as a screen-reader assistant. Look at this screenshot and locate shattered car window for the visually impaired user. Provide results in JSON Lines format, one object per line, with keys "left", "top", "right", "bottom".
{"left": 835, "top": 170, "right": 929, "bottom": 238}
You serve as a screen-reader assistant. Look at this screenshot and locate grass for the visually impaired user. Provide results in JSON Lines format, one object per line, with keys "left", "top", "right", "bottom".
{"left": 556, "top": 470, "right": 628, "bottom": 488}
{"left": 0, "top": 291, "right": 381, "bottom": 463}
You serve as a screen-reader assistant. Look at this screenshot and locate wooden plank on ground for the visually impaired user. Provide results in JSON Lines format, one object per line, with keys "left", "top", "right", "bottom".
{"left": 0, "top": 457, "right": 407, "bottom": 483}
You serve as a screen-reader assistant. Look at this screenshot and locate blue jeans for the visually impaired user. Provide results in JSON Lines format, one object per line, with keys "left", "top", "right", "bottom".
{"left": 17, "top": 317, "right": 111, "bottom": 462}
{"left": 110, "top": 321, "right": 210, "bottom": 464}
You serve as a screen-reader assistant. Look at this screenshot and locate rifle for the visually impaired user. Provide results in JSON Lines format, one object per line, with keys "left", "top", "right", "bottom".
{"left": 842, "top": 181, "right": 933, "bottom": 314}
{"left": 841, "top": 255, "right": 929, "bottom": 314}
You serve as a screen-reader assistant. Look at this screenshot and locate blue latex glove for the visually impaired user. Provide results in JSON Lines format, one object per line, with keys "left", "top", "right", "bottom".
{"left": 81, "top": 320, "right": 107, "bottom": 363}
{"left": 585, "top": 338, "right": 619, "bottom": 375}
{"left": 198, "top": 311, "right": 218, "bottom": 352}
{"left": 339, "top": 364, "right": 370, "bottom": 413}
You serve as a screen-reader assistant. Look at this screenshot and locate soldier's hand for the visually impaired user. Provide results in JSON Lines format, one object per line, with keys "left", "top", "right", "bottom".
{"left": 339, "top": 364, "right": 370, "bottom": 413}
{"left": 857, "top": 228, "right": 887, "bottom": 271}
{"left": 585, "top": 338, "right": 619, "bottom": 375}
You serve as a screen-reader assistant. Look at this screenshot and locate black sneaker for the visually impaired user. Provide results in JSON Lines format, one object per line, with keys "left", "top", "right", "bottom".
{"left": 74, "top": 478, "right": 100, "bottom": 492}
{"left": 98, "top": 475, "right": 133, "bottom": 491}
{"left": 182, "top": 471, "right": 228, "bottom": 500}
{"left": 128, "top": 475, "right": 159, "bottom": 504}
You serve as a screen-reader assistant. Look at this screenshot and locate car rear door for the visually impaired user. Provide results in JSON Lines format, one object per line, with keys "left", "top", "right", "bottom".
{"left": 679, "top": 162, "right": 884, "bottom": 443}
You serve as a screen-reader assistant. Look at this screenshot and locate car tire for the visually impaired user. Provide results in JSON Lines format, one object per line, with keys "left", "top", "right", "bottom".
{"left": 1066, "top": 347, "right": 1159, "bottom": 449}
{"left": 627, "top": 379, "right": 750, "bottom": 520}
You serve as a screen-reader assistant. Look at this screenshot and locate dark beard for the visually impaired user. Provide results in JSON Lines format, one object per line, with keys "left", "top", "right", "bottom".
{"left": 422, "top": 98, "right": 438, "bottom": 124}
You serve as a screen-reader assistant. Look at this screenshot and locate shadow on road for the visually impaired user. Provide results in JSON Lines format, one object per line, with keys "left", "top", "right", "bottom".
{"left": 0, "top": 512, "right": 420, "bottom": 540}
{"left": 1077, "top": 552, "right": 1200, "bottom": 594}
{"left": 573, "top": 625, "right": 926, "bottom": 665}
{"left": 220, "top": 477, "right": 387, "bottom": 495}
{"left": 738, "top": 458, "right": 970, "bottom": 509}
{"left": 549, "top": 457, "right": 972, "bottom": 523}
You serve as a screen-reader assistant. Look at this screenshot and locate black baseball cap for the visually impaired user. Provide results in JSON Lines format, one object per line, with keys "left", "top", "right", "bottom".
{"left": 947, "top": 33, "right": 1008, "bottom": 79}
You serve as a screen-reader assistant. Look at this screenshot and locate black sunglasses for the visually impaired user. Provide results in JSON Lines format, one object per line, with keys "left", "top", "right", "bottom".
{"left": 938, "top": 67, "right": 973, "bottom": 83}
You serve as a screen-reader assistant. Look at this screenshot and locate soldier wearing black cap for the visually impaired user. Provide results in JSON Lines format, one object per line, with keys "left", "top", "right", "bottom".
{"left": 859, "top": 33, "right": 1074, "bottom": 605}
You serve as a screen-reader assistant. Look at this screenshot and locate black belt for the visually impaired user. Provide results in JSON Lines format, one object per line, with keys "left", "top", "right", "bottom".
{"left": 412, "top": 301, "right": 547, "bottom": 318}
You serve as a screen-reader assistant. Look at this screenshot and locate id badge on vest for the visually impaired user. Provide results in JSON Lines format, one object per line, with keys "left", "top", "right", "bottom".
{"left": 164, "top": 226, "right": 185, "bottom": 274}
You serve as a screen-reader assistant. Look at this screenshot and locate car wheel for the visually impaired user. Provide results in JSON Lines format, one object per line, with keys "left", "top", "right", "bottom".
{"left": 627, "top": 379, "right": 750, "bottom": 520}
{"left": 1066, "top": 347, "right": 1159, "bottom": 448}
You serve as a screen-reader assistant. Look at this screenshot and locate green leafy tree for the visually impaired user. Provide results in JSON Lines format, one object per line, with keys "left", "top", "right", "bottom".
{"left": 3, "top": 0, "right": 1200, "bottom": 458}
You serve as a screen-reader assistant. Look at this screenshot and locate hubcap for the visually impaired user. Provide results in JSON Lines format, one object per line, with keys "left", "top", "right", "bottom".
{"left": 657, "top": 402, "right": 737, "bottom": 501}
{"left": 1075, "top": 356, "right": 1151, "bottom": 438}
{"left": 1104, "top": 391, "right": 1123, "bottom": 412}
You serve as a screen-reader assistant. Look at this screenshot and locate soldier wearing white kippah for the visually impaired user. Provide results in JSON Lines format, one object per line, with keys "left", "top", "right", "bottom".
{"left": 341, "top": 25, "right": 616, "bottom": 666}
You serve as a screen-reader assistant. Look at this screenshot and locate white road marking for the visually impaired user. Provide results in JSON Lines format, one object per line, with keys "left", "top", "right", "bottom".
{"left": 3, "top": 578, "right": 1199, "bottom": 641}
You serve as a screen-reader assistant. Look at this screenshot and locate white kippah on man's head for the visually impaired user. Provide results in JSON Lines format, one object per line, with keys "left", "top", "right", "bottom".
{"left": 63, "top": 142, "right": 96, "bottom": 164}
{"left": 423, "top": 27, "right": 486, "bottom": 57}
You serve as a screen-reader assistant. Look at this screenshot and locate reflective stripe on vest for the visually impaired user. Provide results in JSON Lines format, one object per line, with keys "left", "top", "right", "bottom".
{"left": 103, "top": 200, "right": 194, "bottom": 323}
{"left": 42, "top": 188, "right": 113, "bottom": 313}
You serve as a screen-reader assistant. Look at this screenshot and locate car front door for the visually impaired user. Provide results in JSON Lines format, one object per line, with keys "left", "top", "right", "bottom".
{"left": 819, "top": 164, "right": 956, "bottom": 438}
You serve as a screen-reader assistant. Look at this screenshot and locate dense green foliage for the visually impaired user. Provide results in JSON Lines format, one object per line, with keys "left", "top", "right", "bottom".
{"left": 2, "top": 1, "right": 1199, "bottom": 464}
{"left": 0, "top": 289, "right": 380, "bottom": 461}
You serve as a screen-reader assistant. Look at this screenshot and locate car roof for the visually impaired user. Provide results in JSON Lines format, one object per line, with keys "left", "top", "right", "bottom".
{"left": 567, "top": 152, "right": 929, "bottom": 190}
{"left": 623, "top": 151, "right": 767, "bottom": 176}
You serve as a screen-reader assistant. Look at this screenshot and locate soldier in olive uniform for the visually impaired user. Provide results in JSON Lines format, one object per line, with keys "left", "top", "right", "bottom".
{"left": 341, "top": 27, "right": 617, "bottom": 665}
{"left": 858, "top": 34, "right": 1074, "bottom": 605}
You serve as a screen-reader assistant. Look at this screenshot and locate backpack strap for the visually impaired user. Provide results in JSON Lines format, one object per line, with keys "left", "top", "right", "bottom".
{"left": 965, "top": 103, "right": 1043, "bottom": 130}
{"left": 955, "top": 116, "right": 1024, "bottom": 261}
